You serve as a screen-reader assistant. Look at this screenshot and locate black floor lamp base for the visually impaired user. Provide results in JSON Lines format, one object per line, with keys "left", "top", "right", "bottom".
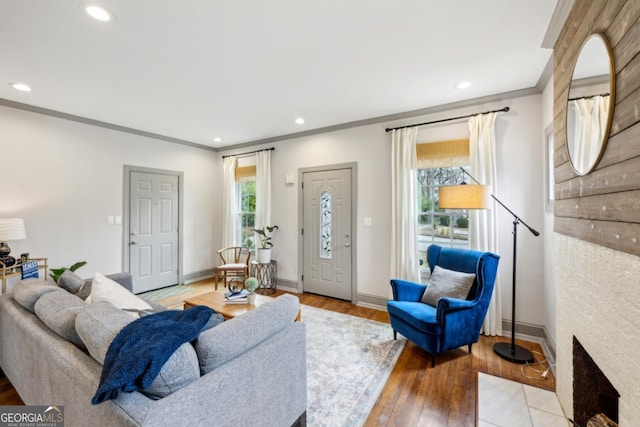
{"left": 493, "top": 342, "right": 534, "bottom": 364}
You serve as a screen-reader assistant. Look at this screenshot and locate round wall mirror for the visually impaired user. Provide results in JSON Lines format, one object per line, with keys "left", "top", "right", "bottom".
{"left": 566, "top": 33, "right": 615, "bottom": 176}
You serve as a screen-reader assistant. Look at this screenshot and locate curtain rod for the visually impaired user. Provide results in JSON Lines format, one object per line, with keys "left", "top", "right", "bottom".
{"left": 384, "top": 106, "right": 510, "bottom": 133}
{"left": 221, "top": 147, "right": 274, "bottom": 159}
{"left": 568, "top": 92, "right": 609, "bottom": 102}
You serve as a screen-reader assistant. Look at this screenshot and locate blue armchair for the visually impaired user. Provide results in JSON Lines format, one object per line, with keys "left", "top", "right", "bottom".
{"left": 387, "top": 245, "right": 500, "bottom": 366}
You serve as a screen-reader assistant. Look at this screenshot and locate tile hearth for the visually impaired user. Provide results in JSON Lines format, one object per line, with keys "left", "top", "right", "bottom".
{"left": 478, "top": 373, "right": 569, "bottom": 427}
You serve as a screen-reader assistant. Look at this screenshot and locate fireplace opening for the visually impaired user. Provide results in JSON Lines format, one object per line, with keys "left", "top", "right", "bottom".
{"left": 573, "top": 337, "right": 619, "bottom": 426}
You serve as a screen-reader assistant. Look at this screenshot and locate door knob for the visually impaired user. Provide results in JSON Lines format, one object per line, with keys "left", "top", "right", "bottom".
{"left": 344, "top": 242, "right": 351, "bottom": 247}
{"left": 130, "top": 240, "right": 138, "bottom": 245}
{"left": 131, "top": 231, "right": 137, "bottom": 236}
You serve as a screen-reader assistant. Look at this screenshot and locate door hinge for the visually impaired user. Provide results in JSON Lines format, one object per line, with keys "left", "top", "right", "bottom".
{"left": 301, "top": 182, "right": 304, "bottom": 190}
{"left": 301, "top": 274, "right": 304, "bottom": 281}
{"left": 301, "top": 228, "right": 304, "bottom": 235}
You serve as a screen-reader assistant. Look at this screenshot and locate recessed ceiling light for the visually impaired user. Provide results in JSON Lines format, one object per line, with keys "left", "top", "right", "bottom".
{"left": 213, "top": 137, "right": 222, "bottom": 143}
{"left": 295, "top": 118, "right": 305, "bottom": 125}
{"left": 10, "top": 83, "right": 32, "bottom": 92}
{"left": 85, "top": 5, "right": 116, "bottom": 22}
{"left": 455, "top": 81, "right": 472, "bottom": 90}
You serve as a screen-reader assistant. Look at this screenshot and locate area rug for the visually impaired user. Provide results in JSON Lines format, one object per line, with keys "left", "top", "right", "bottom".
{"left": 302, "top": 305, "right": 406, "bottom": 427}
{"left": 138, "top": 285, "right": 195, "bottom": 301}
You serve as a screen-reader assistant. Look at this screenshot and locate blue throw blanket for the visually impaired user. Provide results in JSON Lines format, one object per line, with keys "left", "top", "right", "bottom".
{"left": 92, "top": 306, "right": 215, "bottom": 404}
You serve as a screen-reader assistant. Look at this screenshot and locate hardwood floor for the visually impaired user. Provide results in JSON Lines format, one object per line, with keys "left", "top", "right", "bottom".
{"left": 0, "top": 278, "right": 556, "bottom": 426}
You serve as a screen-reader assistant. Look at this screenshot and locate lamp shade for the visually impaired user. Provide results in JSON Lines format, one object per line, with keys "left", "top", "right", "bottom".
{"left": 0, "top": 218, "right": 27, "bottom": 241}
{"left": 438, "top": 185, "right": 492, "bottom": 210}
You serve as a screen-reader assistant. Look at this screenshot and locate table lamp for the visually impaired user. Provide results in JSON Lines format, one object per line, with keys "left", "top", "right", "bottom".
{"left": 0, "top": 218, "right": 26, "bottom": 267}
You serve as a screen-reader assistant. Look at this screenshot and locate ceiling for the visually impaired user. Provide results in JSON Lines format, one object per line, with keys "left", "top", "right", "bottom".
{"left": 0, "top": 1, "right": 559, "bottom": 149}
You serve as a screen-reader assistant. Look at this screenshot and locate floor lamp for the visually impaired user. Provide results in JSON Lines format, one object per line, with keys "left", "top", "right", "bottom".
{"left": 438, "top": 168, "right": 539, "bottom": 363}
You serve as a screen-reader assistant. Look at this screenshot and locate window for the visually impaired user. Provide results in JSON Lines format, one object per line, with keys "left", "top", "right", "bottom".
{"left": 235, "top": 166, "right": 256, "bottom": 248}
{"left": 320, "top": 191, "right": 332, "bottom": 259}
{"left": 416, "top": 140, "right": 471, "bottom": 282}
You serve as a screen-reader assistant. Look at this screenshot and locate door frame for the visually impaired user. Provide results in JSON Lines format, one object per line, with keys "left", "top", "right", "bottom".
{"left": 123, "top": 165, "right": 185, "bottom": 286}
{"left": 298, "top": 162, "right": 357, "bottom": 304}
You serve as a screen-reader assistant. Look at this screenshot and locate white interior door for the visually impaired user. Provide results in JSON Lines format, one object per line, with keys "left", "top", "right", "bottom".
{"left": 129, "top": 171, "right": 179, "bottom": 293}
{"left": 302, "top": 168, "right": 352, "bottom": 300}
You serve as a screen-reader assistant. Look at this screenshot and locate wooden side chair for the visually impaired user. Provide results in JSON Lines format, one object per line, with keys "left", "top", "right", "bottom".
{"left": 214, "top": 246, "right": 251, "bottom": 290}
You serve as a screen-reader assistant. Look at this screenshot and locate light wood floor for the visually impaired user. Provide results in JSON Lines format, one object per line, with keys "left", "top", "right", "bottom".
{"left": 0, "top": 278, "right": 556, "bottom": 426}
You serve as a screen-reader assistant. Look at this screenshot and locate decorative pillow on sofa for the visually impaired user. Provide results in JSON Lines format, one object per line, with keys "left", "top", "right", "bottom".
{"left": 75, "top": 302, "right": 202, "bottom": 399}
{"left": 75, "top": 279, "right": 92, "bottom": 300}
{"left": 34, "top": 289, "right": 88, "bottom": 350}
{"left": 12, "top": 281, "right": 60, "bottom": 313}
{"left": 196, "top": 294, "right": 299, "bottom": 375}
{"left": 89, "top": 272, "right": 152, "bottom": 313}
{"left": 58, "top": 269, "right": 85, "bottom": 294}
{"left": 421, "top": 265, "right": 476, "bottom": 307}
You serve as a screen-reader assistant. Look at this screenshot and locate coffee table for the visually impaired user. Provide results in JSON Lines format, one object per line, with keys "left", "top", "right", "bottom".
{"left": 183, "top": 291, "right": 301, "bottom": 321}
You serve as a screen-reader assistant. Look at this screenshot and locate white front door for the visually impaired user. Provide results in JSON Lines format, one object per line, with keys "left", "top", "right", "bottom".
{"left": 302, "top": 168, "right": 352, "bottom": 300}
{"left": 129, "top": 171, "right": 179, "bottom": 293}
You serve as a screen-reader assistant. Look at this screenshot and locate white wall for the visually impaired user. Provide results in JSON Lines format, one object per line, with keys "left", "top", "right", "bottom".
{"left": 0, "top": 106, "right": 218, "bottom": 289}
{"left": 218, "top": 93, "right": 548, "bottom": 327}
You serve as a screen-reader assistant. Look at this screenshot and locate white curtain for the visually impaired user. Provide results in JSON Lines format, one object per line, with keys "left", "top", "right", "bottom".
{"left": 570, "top": 95, "right": 609, "bottom": 173}
{"left": 221, "top": 156, "right": 238, "bottom": 248}
{"left": 255, "top": 150, "right": 272, "bottom": 231}
{"left": 390, "top": 127, "right": 420, "bottom": 283}
{"left": 468, "top": 113, "right": 502, "bottom": 336}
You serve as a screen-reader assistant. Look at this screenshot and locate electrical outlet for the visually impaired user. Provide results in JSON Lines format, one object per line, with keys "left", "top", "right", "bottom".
{"left": 115, "top": 215, "right": 122, "bottom": 225}
{"left": 363, "top": 217, "right": 372, "bottom": 227}
{"left": 107, "top": 216, "right": 115, "bottom": 225}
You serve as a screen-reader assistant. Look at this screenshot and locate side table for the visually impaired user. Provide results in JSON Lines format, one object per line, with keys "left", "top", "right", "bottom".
{"left": 1, "top": 257, "right": 48, "bottom": 294}
{"left": 250, "top": 259, "right": 277, "bottom": 295}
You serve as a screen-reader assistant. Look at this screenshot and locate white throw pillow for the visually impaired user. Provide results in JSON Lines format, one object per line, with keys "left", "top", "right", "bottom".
{"left": 89, "top": 272, "right": 152, "bottom": 312}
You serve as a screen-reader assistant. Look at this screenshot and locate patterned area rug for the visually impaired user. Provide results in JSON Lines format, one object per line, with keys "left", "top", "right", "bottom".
{"left": 302, "top": 305, "right": 406, "bottom": 427}
{"left": 138, "top": 285, "right": 195, "bottom": 301}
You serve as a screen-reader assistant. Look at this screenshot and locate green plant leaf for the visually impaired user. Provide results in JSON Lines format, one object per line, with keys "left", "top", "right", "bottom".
{"left": 69, "top": 261, "right": 87, "bottom": 272}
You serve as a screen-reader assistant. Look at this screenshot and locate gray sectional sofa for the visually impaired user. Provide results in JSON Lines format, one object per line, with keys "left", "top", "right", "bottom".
{"left": 0, "top": 275, "right": 307, "bottom": 427}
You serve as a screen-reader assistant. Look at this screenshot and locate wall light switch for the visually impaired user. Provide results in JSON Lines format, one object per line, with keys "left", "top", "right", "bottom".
{"left": 107, "top": 216, "right": 115, "bottom": 225}
{"left": 285, "top": 173, "right": 295, "bottom": 185}
{"left": 363, "top": 217, "right": 372, "bottom": 227}
{"left": 115, "top": 215, "right": 122, "bottom": 225}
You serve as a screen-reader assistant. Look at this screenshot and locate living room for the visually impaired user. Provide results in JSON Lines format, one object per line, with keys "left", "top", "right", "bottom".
{"left": 1, "top": 0, "right": 639, "bottom": 426}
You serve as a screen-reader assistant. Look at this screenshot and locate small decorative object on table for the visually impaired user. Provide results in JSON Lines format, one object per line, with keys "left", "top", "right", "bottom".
{"left": 20, "top": 253, "right": 29, "bottom": 264}
{"left": 224, "top": 278, "right": 248, "bottom": 305}
{"left": 21, "top": 260, "right": 39, "bottom": 280}
{"left": 244, "top": 277, "right": 259, "bottom": 305}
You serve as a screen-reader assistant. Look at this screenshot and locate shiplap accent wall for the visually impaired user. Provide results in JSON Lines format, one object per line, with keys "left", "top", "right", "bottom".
{"left": 553, "top": 0, "right": 640, "bottom": 256}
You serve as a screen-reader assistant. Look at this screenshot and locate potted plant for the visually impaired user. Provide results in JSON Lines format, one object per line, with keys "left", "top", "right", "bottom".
{"left": 50, "top": 261, "right": 87, "bottom": 283}
{"left": 244, "top": 277, "right": 259, "bottom": 304}
{"left": 252, "top": 225, "right": 278, "bottom": 264}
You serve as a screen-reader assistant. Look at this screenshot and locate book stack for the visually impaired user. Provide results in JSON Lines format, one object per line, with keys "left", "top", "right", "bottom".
{"left": 224, "top": 289, "right": 249, "bottom": 304}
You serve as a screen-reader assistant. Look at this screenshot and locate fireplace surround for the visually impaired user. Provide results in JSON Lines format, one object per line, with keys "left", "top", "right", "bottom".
{"left": 573, "top": 337, "right": 619, "bottom": 426}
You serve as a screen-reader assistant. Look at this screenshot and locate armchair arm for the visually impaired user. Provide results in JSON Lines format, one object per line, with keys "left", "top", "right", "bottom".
{"left": 435, "top": 296, "right": 476, "bottom": 321}
{"left": 390, "top": 279, "right": 426, "bottom": 302}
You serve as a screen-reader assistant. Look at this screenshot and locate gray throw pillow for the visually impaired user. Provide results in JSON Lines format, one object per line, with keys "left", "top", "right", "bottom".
{"left": 34, "top": 289, "right": 87, "bottom": 350}
{"left": 12, "top": 281, "right": 60, "bottom": 313}
{"left": 75, "top": 279, "right": 92, "bottom": 300}
{"left": 421, "top": 265, "right": 476, "bottom": 307}
{"left": 75, "top": 302, "right": 201, "bottom": 399}
{"left": 58, "top": 269, "right": 85, "bottom": 294}
{"left": 195, "top": 294, "right": 299, "bottom": 374}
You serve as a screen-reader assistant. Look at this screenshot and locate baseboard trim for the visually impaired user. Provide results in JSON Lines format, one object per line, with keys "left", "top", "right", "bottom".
{"left": 501, "top": 320, "right": 556, "bottom": 367}
{"left": 182, "top": 269, "right": 214, "bottom": 284}
{"left": 356, "top": 293, "right": 388, "bottom": 311}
